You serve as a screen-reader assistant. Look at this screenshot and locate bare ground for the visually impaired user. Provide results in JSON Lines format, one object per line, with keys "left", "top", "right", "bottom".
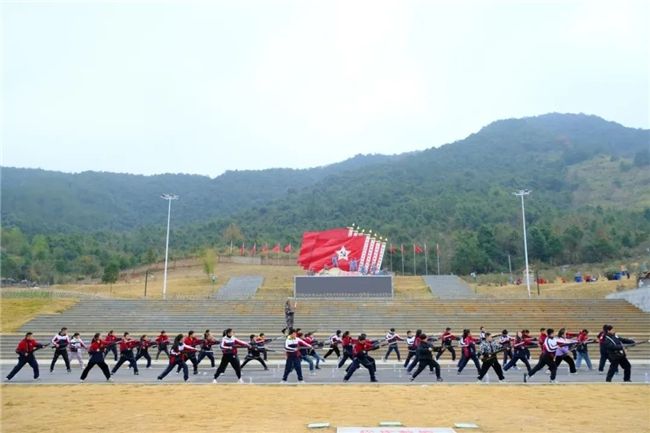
{"left": 1, "top": 384, "right": 648, "bottom": 433}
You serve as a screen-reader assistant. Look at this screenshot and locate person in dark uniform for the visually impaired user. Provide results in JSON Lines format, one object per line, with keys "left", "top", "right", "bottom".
{"left": 213, "top": 328, "right": 250, "bottom": 383}
{"left": 603, "top": 324, "right": 636, "bottom": 382}
{"left": 50, "top": 327, "right": 72, "bottom": 373}
{"left": 410, "top": 333, "right": 443, "bottom": 382}
{"left": 281, "top": 299, "right": 296, "bottom": 334}
{"left": 111, "top": 332, "right": 139, "bottom": 376}
{"left": 436, "top": 328, "right": 457, "bottom": 361}
{"left": 337, "top": 331, "right": 354, "bottom": 369}
{"left": 135, "top": 335, "right": 155, "bottom": 369}
{"left": 196, "top": 330, "right": 218, "bottom": 368}
{"left": 343, "top": 334, "right": 379, "bottom": 383}
{"left": 80, "top": 333, "right": 112, "bottom": 382}
{"left": 324, "top": 330, "right": 342, "bottom": 360}
{"left": 241, "top": 334, "right": 269, "bottom": 370}
{"left": 525, "top": 328, "right": 559, "bottom": 383}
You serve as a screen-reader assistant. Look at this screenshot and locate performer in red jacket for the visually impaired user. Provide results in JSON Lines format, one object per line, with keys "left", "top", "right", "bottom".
{"left": 135, "top": 335, "right": 156, "bottom": 369}
{"left": 6, "top": 332, "right": 45, "bottom": 381}
{"left": 337, "top": 331, "right": 355, "bottom": 369}
{"left": 80, "top": 333, "right": 112, "bottom": 382}
{"left": 343, "top": 334, "right": 379, "bottom": 383}
{"left": 155, "top": 330, "right": 170, "bottom": 360}
{"left": 196, "top": 329, "right": 219, "bottom": 368}
{"left": 104, "top": 330, "right": 119, "bottom": 361}
{"left": 110, "top": 332, "right": 139, "bottom": 376}
{"left": 457, "top": 329, "right": 481, "bottom": 374}
{"left": 177, "top": 331, "right": 200, "bottom": 375}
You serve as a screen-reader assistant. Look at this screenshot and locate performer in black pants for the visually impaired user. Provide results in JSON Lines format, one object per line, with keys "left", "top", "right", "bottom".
{"left": 457, "top": 329, "right": 481, "bottom": 374}
{"left": 255, "top": 333, "right": 272, "bottom": 361}
{"left": 135, "top": 335, "right": 155, "bottom": 369}
{"left": 281, "top": 299, "right": 296, "bottom": 334}
{"left": 213, "top": 328, "right": 250, "bottom": 383}
{"left": 383, "top": 328, "right": 404, "bottom": 361}
{"left": 111, "top": 332, "right": 139, "bottom": 376}
{"left": 197, "top": 330, "right": 218, "bottom": 368}
{"left": 410, "top": 334, "right": 442, "bottom": 382}
{"left": 343, "top": 334, "right": 378, "bottom": 383}
{"left": 157, "top": 334, "right": 197, "bottom": 382}
{"left": 324, "top": 330, "right": 342, "bottom": 359}
{"left": 6, "top": 332, "right": 45, "bottom": 381}
{"left": 554, "top": 328, "right": 577, "bottom": 374}
{"left": 155, "top": 331, "right": 170, "bottom": 360}
{"left": 281, "top": 328, "right": 312, "bottom": 383}
{"left": 406, "top": 329, "right": 423, "bottom": 372}
{"left": 80, "top": 333, "right": 112, "bottom": 382}
{"left": 525, "top": 328, "right": 559, "bottom": 383}
{"left": 337, "top": 331, "right": 354, "bottom": 368}
{"left": 477, "top": 333, "right": 505, "bottom": 382}
{"left": 503, "top": 330, "right": 532, "bottom": 374}
{"left": 603, "top": 325, "right": 635, "bottom": 382}
{"left": 403, "top": 330, "right": 417, "bottom": 367}
{"left": 50, "top": 327, "right": 72, "bottom": 373}
{"left": 241, "top": 334, "right": 269, "bottom": 370}
{"left": 436, "top": 328, "right": 457, "bottom": 361}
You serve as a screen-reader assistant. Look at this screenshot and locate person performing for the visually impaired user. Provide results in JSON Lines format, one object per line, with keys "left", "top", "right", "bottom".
{"left": 406, "top": 329, "right": 423, "bottom": 372}
{"left": 503, "top": 330, "right": 533, "bottom": 374}
{"left": 157, "top": 334, "right": 198, "bottom": 382}
{"left": 255, "top": 333, "right": 272, "bottom": 361}
{"left": 69, "top": 332, "right": 87, "bottom": 369}
{"left": 383, "top": 328, "right": 404, "bottom": 362}
{"left": 104, "top": 330, "right": 119, "bottom": 361}
{"left": 410, "top": 333, "right": 443, "bottom": 382}
{"left": 50, "top": 327, "right": 72, "bottom": 373}
{"left": 197, "top": 330, "right": 218, "bottom": 368}
{"left": 575, "top": 329, "right": 593, "bottom": 370}
{"left": 597, "top": 324, "right": 617, "bottom": 375}
{"left": 436, "top": 327, "right": 457, "bottom": 361}
{"left": 323, "top": 330, "right": 342, "bottom": 360}
{"left": 554, "top": 328, "right": 577, "bottom": 374}
{"left": 525, "top": 328, "right": 559, "bottom": 383}
{"left": 603, "top": 324, "right": 636, "bottom": 382}
{"left": 476, "top": 332, "right": 506, "bottom": 383}
{"left": 281, "top": 328, "right": 312, "bottom": 383}
{"left": 337, "top": 331, "right": 355, "bottom": 369}
{"left": 457, "top": 329, "right": 481, "bottom": 375}
{"left": 177, "top": 331, "right": 200, "bottom": 375}
{"left": 6, "top": 332, "right": 47, "bottom": 381}
{"left": 403, "top": 330, "right": 417, "bottom": 368}
{"left": 111, "top": 332, "right": 139, "bottom": 376}
{"left": 135, "top": 335, "right": 156, "bottom": 369}
{"left": 343, "top": 334, "right": 380, "bottom": 383}
{"left": 498, "top": 330, "right": 514, "bottom": 367}
{"left": 241, "top": 334, "right": 269, "bottom": 370}
{"left": 80, "top": 333, "right": 113, "bottom": 382}
{"left": 213, "top": 328, "right": 250, "bottom": 383}
{"left": 303, "top": 332, "right": 325, "bottom": 369}
{"left": 281, "top": 298, "right": 296, "bottom": 334}
{"left": 155, "top": 330, "right": 170, "bottom": 360}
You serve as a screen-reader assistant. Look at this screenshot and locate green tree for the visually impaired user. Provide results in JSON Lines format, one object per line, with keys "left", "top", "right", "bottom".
{"left": 201, "top": 248, "right": 216, "bottom": 279}
{"left": 101, "top": 262, "right": 120, "bottom": 284}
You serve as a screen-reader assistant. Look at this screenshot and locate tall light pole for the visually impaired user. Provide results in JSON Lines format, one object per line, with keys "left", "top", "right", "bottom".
{"left": 513, "top": 189, "right": 532, "bottom": 298}
{"left": 161, "top": 194, "right": 178, "bottom": 300}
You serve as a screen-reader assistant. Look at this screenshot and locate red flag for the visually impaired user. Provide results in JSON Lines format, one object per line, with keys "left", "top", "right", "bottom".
{"left": 262, "top": 244, "right": 269, "bottom": 254}
{"left": 272, "top": 244, "right": 281, "bottom": 253}
{"left": 389, "top": 244, "right": 396, "bottom": 254}
{"left": 414, "top": 244, "right": 424, "bottom": 254}
{"left": 298, "top": 228, "right": 350, "bottom": 265}
{"left": 303, "top": 235, "right": 368, "bottom": 272}
{"left": 283, "top": 243, "right": 292, "bottom": 253}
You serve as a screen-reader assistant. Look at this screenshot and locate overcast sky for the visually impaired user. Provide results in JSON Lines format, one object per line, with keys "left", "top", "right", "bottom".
{"left": 2, "top": 0, "right": 648, "bottom": 177}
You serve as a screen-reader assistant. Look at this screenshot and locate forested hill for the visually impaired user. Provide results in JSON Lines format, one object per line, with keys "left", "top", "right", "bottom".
{"left": 2, "top": 113, "right": 650, "bottom": 282}
{"left": 1, "top": 153, "right": 397, "bottom": 233}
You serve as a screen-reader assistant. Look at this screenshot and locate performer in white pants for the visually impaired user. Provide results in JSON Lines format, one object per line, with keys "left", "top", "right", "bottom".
{"left": 70, "top": 333, "right": 87, "bottom": 368}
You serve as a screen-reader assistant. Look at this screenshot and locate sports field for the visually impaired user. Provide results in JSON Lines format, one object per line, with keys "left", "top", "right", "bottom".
{"left": 1, "top": 384, "right": 648, "bottom": 433}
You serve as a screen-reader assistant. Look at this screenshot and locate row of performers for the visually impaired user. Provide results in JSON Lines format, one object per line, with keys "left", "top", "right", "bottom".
{"left": 4, "top": 324, "right": 643, "bottom": 383}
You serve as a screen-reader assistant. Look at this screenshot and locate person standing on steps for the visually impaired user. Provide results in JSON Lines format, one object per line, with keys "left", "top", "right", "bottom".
{"left": 281, "top": 298, "right": 296, "bottom": 334}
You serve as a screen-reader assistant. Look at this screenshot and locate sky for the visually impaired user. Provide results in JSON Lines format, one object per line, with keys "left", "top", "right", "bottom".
{"left": 1, "top": 0, "right": 648, "bottom": 177}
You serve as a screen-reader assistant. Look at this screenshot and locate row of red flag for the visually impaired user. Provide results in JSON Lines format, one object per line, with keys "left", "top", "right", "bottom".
{"left": 233, "top": 242, "right": 292, "bottom": 255}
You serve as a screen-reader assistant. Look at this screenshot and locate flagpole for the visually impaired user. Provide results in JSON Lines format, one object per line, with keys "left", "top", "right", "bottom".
{"left": 401, "top": 244, "right": 405, "bottom": 276}
{"left": 413, "top": 244, "right": 416, "bottom": 276}
{"left": 424, "top": 243, "right": 428, "bottom": 275}
{"left": 390, "top": 245, "right": 393, "bottom": 272}
{"left": 437, "top": 243, "right": 441, "bottom": 275}
{"left": 230, "top": 241, "right": 233, "bottom": 255}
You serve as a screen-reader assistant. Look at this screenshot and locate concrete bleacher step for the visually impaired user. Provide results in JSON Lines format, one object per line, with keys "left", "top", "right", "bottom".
{"left": 423, "top": 275, "right": 476, "bottom": 298}
{"left": 214, "top": 276, "right": 264, "bottom": 300}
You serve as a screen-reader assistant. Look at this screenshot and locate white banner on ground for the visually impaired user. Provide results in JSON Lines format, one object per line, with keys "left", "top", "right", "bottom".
{"left": 337, "top": 428, "right": 456, "bottom": 433}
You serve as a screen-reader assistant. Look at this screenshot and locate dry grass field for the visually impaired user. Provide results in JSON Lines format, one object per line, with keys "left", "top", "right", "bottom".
{"left": 474, "top": 278, "right": 635, "bottom": 299}
{"left": 0, "top": 299, "right": 78, "bottom": 333}
{"left": 1, "top": 384, "right": 648, "bottom": 433}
